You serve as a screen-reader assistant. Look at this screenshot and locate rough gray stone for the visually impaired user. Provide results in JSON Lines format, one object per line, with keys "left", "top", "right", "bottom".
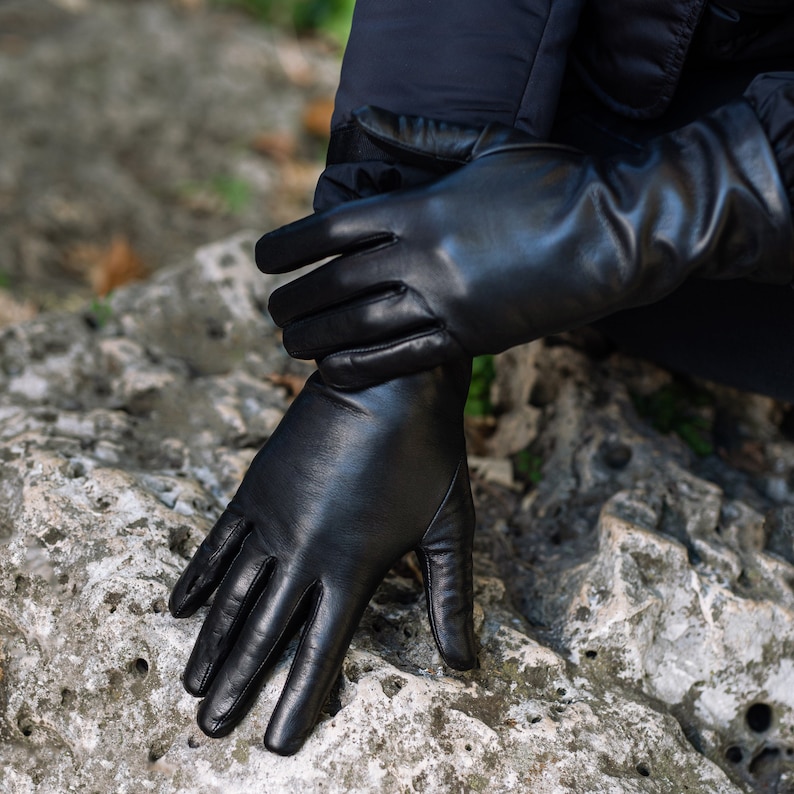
{"left": 487, "top": 340, "right": 794, "bottom": 793}
{"left": 0, "top": 232, "right": 768, "bottom": 793}
{"left": 0, "top": 0, "right": 336, "bottom": 301}
{"left": 6, "top": 3, "right": 793, "bottom": 790}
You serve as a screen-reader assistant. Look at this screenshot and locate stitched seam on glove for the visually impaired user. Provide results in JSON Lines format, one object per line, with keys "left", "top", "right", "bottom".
{"left": 206, "top": 514, "right": 247, "bottom": 566}
{"left": 209, "top": 580, "right": 321, "bottom": 734}
{"left": 320, "top": 327, "right": 452, "bottom": 362}
{"left": 285, "top": 285, "right": 408, "bottom": 333}
{"left": 419, "top": 455, "right": 466, "bottom": 669}
{"left": 196, "top": 557, "right": 275, "bottom": 695}
{"left": 171, "top": 514, "right": 249, "bottom": 615}
{"left": 335, "top": 233, "right": 398, "bottom": 262}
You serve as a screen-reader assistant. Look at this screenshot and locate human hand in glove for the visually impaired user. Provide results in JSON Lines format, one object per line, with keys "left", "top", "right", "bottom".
{"left": 169, "top": 362, "right": 476, "bottom": 755}
{"left": 258, "top": 102, "right": 793, "bottom": 390}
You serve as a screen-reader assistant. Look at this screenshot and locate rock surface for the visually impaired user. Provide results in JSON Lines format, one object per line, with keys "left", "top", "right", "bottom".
{"left": 3, "top": 2, "right": 794, "bottom": 792}
{"left": 0, "top": 0, "right": 335, "bottom": 307}
{"left": 1, "top": 232, "right": 793, "bottom": 793}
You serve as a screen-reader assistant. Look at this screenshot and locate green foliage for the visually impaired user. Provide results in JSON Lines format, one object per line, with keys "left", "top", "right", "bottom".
{"left": 212, "top": 0, "right": 356, "bottom": 44}
{"left": 514, "top": 450, "right": 543, "bottom": 484}
{"left": 88, "top": 294, "right": 114, "bottom": 329}
{"left": 465, "top": 355, "right": 495, "bottom": 417}
{"left": 180, "top": 176, "right": 252, "bottom": 216}
{"left": 0, "top": 270, "right": 11, "bottom": 290}
{"left": 294, "top": 0, "right": 356, "bottom": 43}
{"left": 209, "top": 176, "right": 251, "bottom": 215}
{"left": 631, "top": 380, "right": 715, "bottom": 457}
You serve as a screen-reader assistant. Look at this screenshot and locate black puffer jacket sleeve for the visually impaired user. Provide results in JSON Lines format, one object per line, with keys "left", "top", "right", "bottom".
{"left": 745, "top": 72, "right": 794, "bottom": 215}
{"left": 315, "top": 0, "right": 583, "bottom": 211}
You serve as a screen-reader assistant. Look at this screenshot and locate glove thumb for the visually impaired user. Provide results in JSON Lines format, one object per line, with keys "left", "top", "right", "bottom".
{"left": 416, "top": 458, "right": 477, "bottom": 670}
{"left": 352, "top": 105, "right": 536, "bottom": 172}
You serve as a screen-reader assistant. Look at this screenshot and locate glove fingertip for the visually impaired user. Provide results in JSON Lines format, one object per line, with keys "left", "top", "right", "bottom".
{"left": 169, "top": 510, "right": 251, "bottom": 619}
{"left": 264, "top": 721, "right": 309, "bottom": 757}
{"left": 254, "top": 218, "right": 317, "bottom": 275}
{"left": 182, "top": 674, "right": 205, "bottom": 699}
{"left": 196, "top": 699, "right": 237, "bottom": 739}
{"left": 417, "top": 456, "right": 478, "bottom": 672}
{"left": 421, "top": 549, "right": 478, "bottom": 672}
{"left": 266, "top": 287, "right": 296, "bottom": 330}
{"left": 254, "top": 230, "right": 291, "bottom": 275}
{"left": 437, "top": 628, "right": 478, "bottom": 672}
{"left": 168, "top": 597, "right": 194, "bottom": 620}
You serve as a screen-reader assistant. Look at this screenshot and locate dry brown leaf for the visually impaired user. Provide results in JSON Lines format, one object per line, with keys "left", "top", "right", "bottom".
{"left": 718, "top": 440, "right": 768, "bottom": 474}
{"left": 0, "top": 35, "right": 28, "bottom": 55}
{"left": 464, "top": 414, "right": 496, "bottom": 457}
{"left": 280, "top": 159, "right": 322, "bottom": 193}
{"left": 0, "top": 290, "right": 37, "bottom": 328}
{"left": 268, "top": 159, "right": 323, "bottom": 225}
{"left": 403, "top": 552, "right": 424, "bottom": 585}
{"left": 266, "top": 372, "right": 310, "bottom": 400}
{"left": 391, "top": 552, "right": 424, "bottom": 585}
{"left": 90, "top": 236, "right": 148, "bottom": 296}
{"left": 302, "top": 97, "right": 334, "bottom": 139}
{"left": 63, "top": 241, "right": 100, "bottom": 278}
{"left": 251, "top": 130, "right": 298, "bottom": 163}
{"left": 275, "top": 39, "right": 315, "bottom": 87}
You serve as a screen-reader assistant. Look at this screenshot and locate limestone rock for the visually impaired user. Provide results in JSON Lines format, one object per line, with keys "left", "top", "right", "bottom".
{"left": 0, "top": 0, "right": 338, "bottom": 302}
{"left": 0, "top": 233, "right": 791, "bottom": 792}
{"left": 490, "top": 341, "right": 794, "bottom": 793}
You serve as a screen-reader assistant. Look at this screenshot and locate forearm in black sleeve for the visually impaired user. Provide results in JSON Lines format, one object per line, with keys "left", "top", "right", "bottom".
{"left": 333, "top": 0, "right": 581, "bottom": 134}
{"left": 746, "top": 72, "right": 794, "bottom": 215}
{"left": 315, "top": 0, "right": 583, "bottom": 210}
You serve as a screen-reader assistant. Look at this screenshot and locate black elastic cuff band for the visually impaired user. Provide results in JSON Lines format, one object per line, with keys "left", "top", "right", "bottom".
{"left": 326, "top": 124, "right": 396, "bottom": 166}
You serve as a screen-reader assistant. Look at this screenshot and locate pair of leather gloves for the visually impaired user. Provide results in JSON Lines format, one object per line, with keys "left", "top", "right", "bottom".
{"left": 170, "top": 87, "right": 793, "bottom": 754}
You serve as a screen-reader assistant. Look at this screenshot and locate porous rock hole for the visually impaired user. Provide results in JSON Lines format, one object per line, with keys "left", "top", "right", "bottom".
{"left": 132, "top": 657, "right": 149, "bottom": 676}
{"left": 725, "top": 746, "right": 743, "bottom": 764}
{"left": 746, "top": 702, "right": 773, "bottom": 734}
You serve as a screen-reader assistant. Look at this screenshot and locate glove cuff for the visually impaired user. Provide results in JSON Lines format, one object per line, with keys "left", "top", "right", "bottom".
{"left": 313, "top": 124, "right": 449, "bottom": 212}
{"left": 326, "top": 123, "right": 395, "bottom": 166}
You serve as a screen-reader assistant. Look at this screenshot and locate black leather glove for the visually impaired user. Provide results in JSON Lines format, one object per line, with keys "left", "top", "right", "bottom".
{"left": 170, "top": 363, "right": 476, "bottom": 755}
{"left": 257, "top": 101, "right": 794, "bottom": 390}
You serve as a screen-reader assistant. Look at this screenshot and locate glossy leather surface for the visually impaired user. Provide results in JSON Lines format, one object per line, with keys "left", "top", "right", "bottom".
{"left": 170, "top": 363, "right": 475, "bottom": 755}
{"left": 258, "top": 101, "right": 794, "bottom": 390}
